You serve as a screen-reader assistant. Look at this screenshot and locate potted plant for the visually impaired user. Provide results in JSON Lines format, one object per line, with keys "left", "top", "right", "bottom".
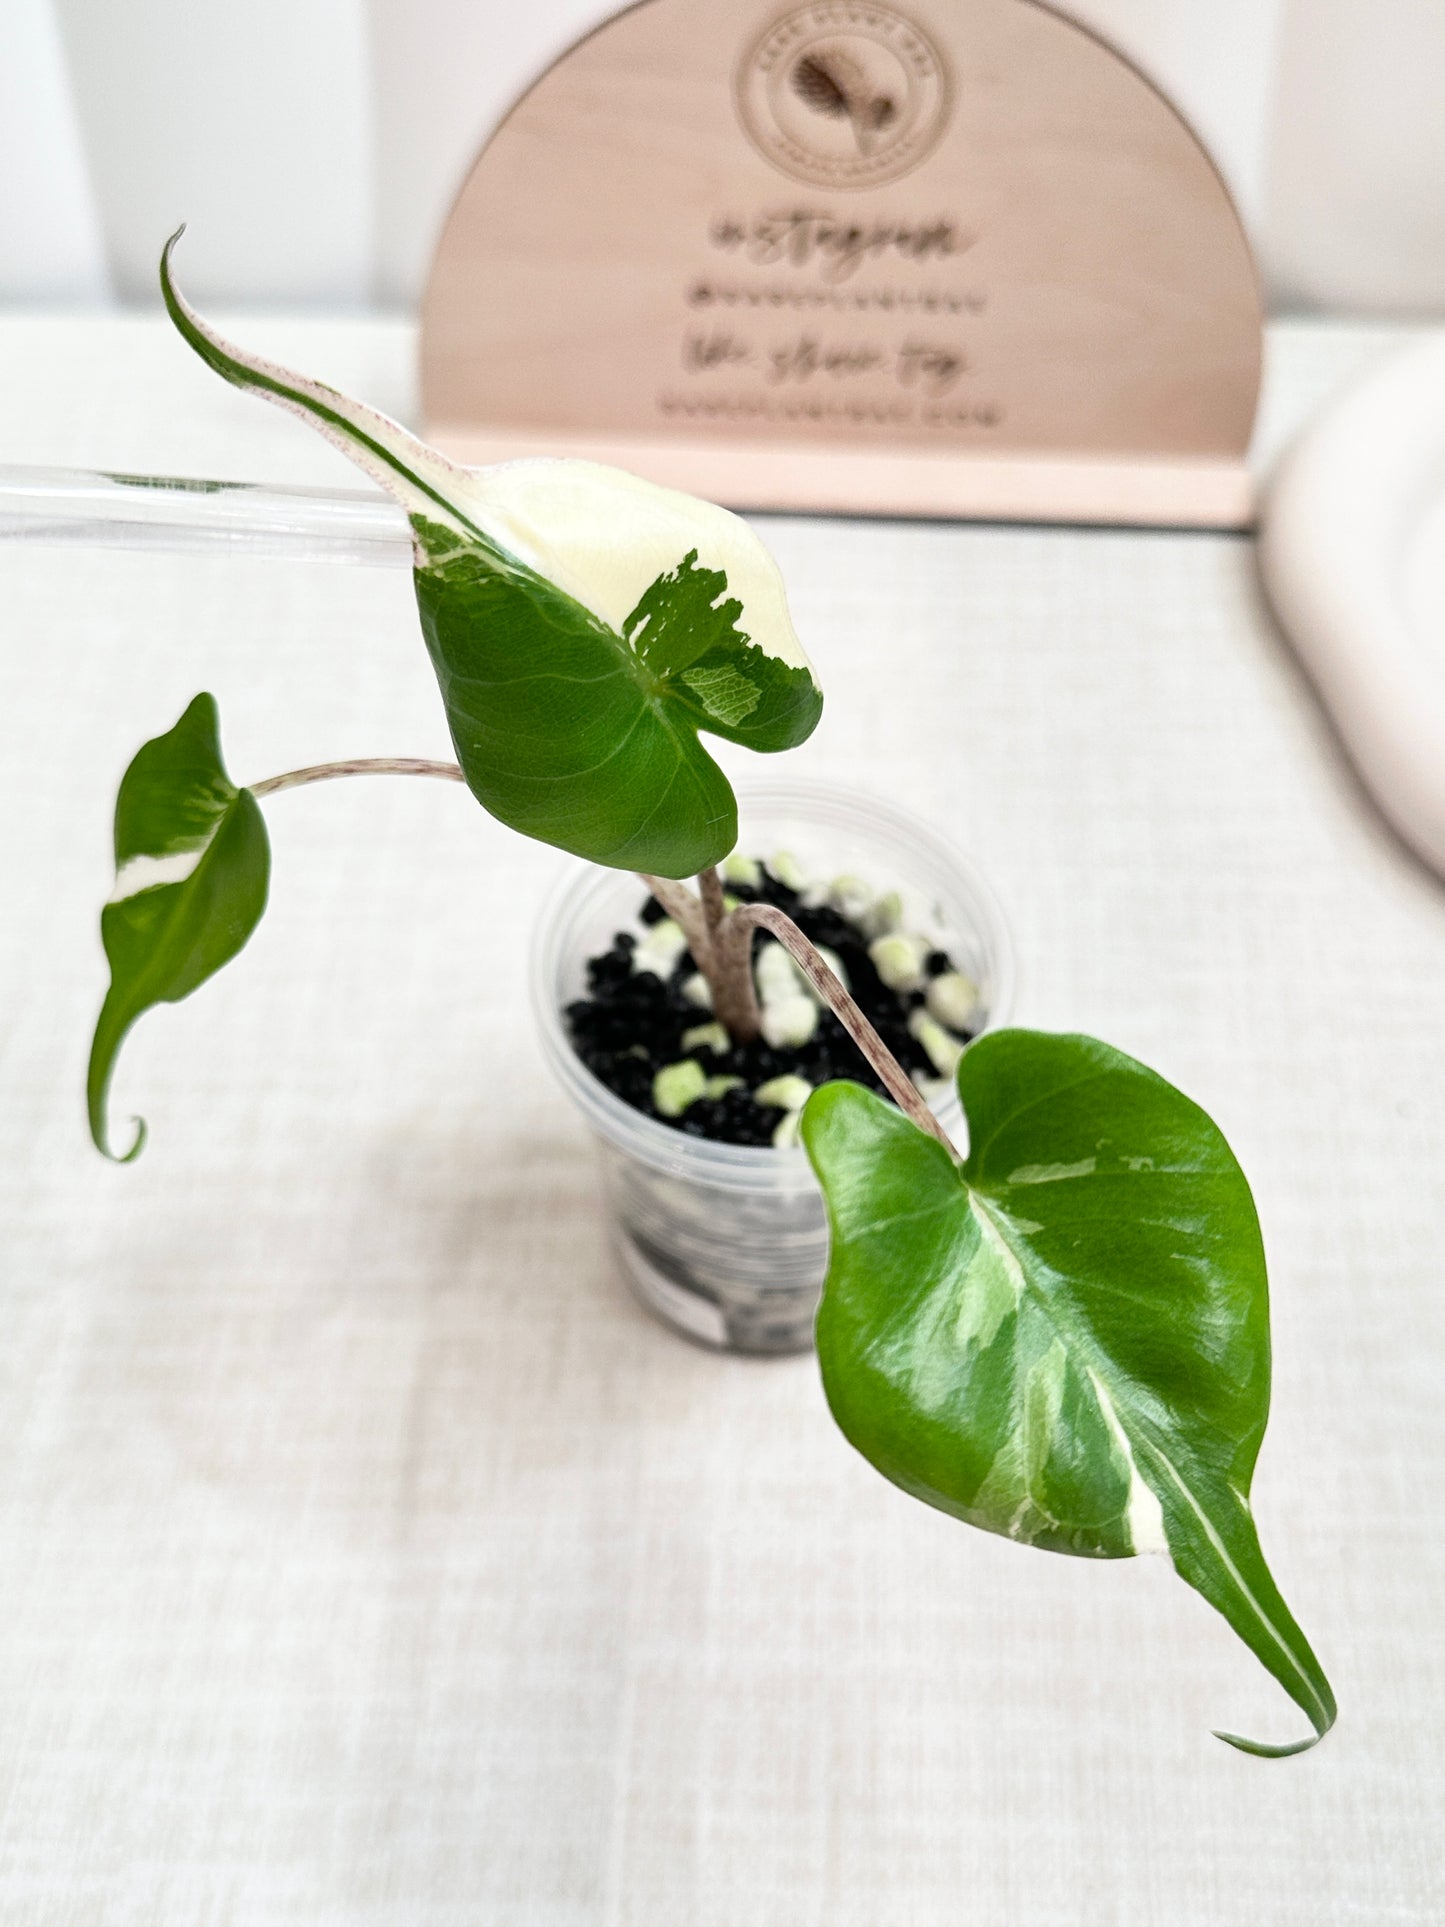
{"left": 531, "top": 778, "right": 1015, "bottom": 1354}
{"left": 85, "top": 232, "right": 1334, "bottom": 1756}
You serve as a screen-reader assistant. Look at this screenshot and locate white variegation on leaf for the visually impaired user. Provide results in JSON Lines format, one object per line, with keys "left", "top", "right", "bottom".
{"left": 159, "top": 231, "right": 822, "bottom": 877}
{"left": 162, "top": 232, "right": 806, "bottom": 670}
{"left": 108, "top": 847, "right": 209, "bottom": 902}
{"left": 444, "top": 460, "right": 810, "bottom": 675}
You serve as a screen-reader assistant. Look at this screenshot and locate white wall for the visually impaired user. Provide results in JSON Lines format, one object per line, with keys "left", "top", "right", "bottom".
{"left": 51, "top": 0, "right": 372, "bottom": 307}
{"left": 4, "top": 0, "right": 1444, "bottom": 315}
{"left": 1262, "top": 0, "right": 1445, "bottom": 314}
{"left": 0, "top": 0, "right": 110, "bottom": 303}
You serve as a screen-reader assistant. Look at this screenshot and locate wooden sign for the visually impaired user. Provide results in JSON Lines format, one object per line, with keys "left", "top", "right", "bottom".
{"left": 420, "top": 0, "right": 1262, "bottom": 527}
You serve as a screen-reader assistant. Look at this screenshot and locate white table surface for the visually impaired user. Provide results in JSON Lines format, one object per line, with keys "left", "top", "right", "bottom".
{"left": 1, "top": 314, "right": 1442, "bottom": 1924}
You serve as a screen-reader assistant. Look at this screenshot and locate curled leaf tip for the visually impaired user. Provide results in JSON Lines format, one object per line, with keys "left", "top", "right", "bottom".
{"left": 93, "top": 1112, "right": 147, "bottom": 1165}
{"left": 1213, "top": 1720, "right": 1331, "bottom": 1759}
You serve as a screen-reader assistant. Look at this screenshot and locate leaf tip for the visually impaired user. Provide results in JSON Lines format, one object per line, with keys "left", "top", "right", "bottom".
{"left": 88, "top": 1035, "right": 145, "bottom": 1164}
{"left": 1212, "top": 1725, "right": 1328, "bottom": 1759}
{"left": 183, "top": 687, "right": 219, "bottom": 731}
{"left": 87, "top": 1047, "right": 147, "bottom": 1164}
{"left": 102, "top": 1115, "right": 147, "bottom": 1165}
{"left": 159, "top": 225, "right": 187, "bottom": 294}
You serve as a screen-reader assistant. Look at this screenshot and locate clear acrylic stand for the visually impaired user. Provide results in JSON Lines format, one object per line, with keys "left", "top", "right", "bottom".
{"left": 0, "top": 464, "right": 412, "bottom": 569}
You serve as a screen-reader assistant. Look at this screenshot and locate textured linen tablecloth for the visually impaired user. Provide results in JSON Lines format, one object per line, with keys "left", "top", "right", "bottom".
{"left": 0, "top": 314, "right": 1442, "bottom": 1924}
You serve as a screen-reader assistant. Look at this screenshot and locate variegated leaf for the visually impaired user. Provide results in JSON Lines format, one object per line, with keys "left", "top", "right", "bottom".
{"left": 801, "top": 1029, "right": 1335, "bottom": 1755}
{"left": 88, "top": 693, "right": 269, "bottom": 1160}
{"left": 160, "top": 232, "right": 821, "bottom": 877}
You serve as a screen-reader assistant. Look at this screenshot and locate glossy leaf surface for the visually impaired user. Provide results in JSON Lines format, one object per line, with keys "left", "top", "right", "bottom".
{"left": 161, "top": 233, "right": 821, "bottom": 876}
{"left": 88, "top": 693, "right": 269, "bottom": 1160}
{"left": 802, "top": 1029, "right": 1335, "bottom": 1755}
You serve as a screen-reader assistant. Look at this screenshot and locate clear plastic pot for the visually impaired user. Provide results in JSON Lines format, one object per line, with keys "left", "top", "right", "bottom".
{"left": 531, "top": 783, "right": 1015, "bottom": 1355}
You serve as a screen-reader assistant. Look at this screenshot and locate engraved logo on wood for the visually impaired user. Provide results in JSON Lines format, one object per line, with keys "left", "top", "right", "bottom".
{"left": 736, "top": 4, "right": 951, "bottom": 189}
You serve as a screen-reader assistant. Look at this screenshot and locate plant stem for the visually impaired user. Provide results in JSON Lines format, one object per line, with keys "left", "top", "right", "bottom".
{"left": 699, "top": 866, "right": 761, "bottom": 1043}
{"left": 698, "top": 866, "right": 727, "bottom": 946}
{"left": 639, "top": 874, "right": 710, "bottom": 963}
{"left": 251, "top": 757, "right": 466, "bottom": 797}
{"left": 632, "top": 881, "right": 946, "bottom": 1144}
{"left": 727, "top": 901, "right": 958, "bottom": 1155}
{"left": 636, "top": 869, "right": 763, "bottom": 1043}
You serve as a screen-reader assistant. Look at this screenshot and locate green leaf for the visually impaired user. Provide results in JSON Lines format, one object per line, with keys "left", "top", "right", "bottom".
{"left": 160, "top": 231, "right": 821, "bottom": 876}
{"left": 88, "top": 693, "right": 269, "bottom": 1160}
{"left": 801, "top": 1029, "right": 1335, "bottom": 1755}
{"left": 622, "top": 549, "right": 821, "bottom": 751}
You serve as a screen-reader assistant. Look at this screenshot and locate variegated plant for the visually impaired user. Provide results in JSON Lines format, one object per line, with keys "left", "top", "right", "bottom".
{"left": 804, "top": 1035, "right": 1334, "bottom": 1756}
{"left": 84, "top": 232, "right": 1333, "bottom": 1755}
{"left": 163, "top": 231, "right": 821, "bottom": 878}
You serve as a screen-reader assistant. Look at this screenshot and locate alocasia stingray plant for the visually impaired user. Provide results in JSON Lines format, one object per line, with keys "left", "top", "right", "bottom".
{"left": 87, "top": 231, "right": 1334, "bottom": 1755}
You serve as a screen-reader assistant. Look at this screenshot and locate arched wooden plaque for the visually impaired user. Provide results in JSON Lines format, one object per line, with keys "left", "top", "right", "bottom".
{"left": 421, "top": 0, "right": 1261, "bottom": 526}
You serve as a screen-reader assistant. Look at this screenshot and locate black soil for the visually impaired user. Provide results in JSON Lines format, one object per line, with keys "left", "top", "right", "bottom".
{"left": 564, "top": 861, "right": 974, "bottom": 1145}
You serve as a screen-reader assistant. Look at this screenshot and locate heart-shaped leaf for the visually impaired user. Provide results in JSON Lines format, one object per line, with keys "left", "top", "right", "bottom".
{"left": 88, "top": 693, "right": 269, "bottom": 1160}
{"left": 801, "top": 1029, "right": 1335, "bottom": 1755}
{"left": 160, "top": 232, "right": 821, "bottom": 877}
